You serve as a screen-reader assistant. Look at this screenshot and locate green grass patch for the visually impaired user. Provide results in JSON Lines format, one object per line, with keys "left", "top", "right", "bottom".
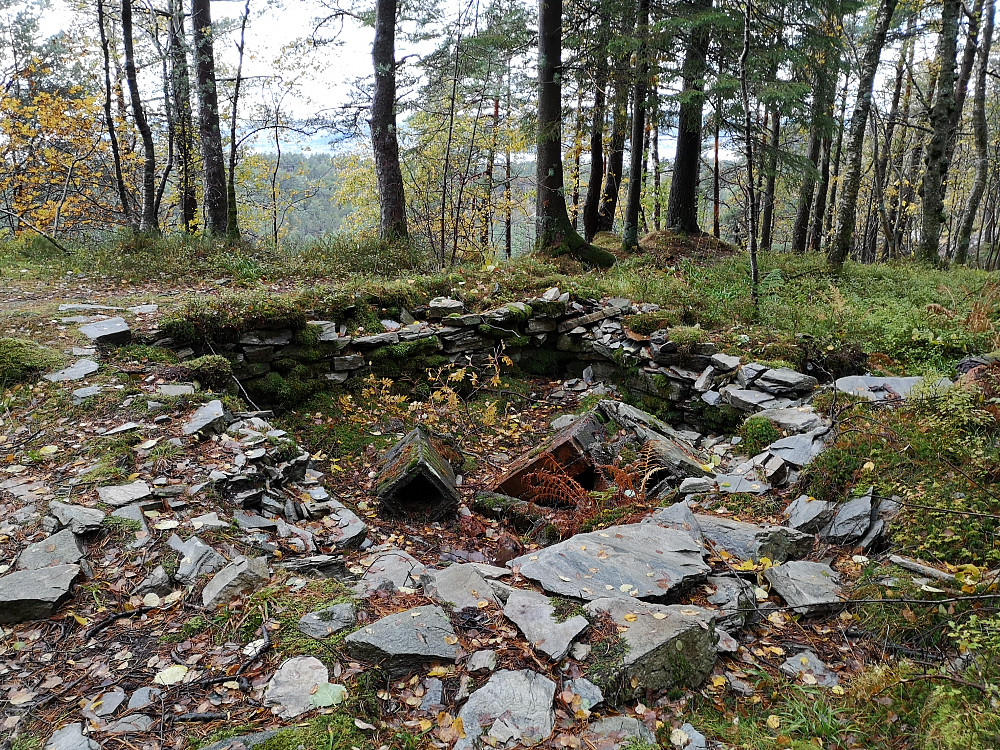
{"left": 0, "top": 337, "right": 63, "bottom": 387}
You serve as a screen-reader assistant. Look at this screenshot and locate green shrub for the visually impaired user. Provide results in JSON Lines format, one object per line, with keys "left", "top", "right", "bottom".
{"left": 0, "top": 338, "right": 63, "bottom": 386}
{"left": 738, "top": 415, "right": 782, "bottom": 455}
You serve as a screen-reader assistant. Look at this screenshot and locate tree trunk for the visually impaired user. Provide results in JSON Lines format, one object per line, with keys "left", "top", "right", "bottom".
{"left": 825, "top": 83, "right": 847, "bottom": 239}
{"left": 168, "top": 0, "right": 196, "bottom": 231}
{"left": 622, "top": 0, "right": 651, "bottom": 252}
{"left": 917, "top": 0, "right": 963, "bottom": 263}
{"left": 760, "top": 105, "right": 781, "bottom": 251}
{"left": 740, "top": 0, "right": 759, "bottom": 308}
{"left": 191, "top": 0, "right": 229, "bottom": 236}
{"left": 581, "top": 60, "right": 608, "bottom": 241}
{"left": 370, "top": 0, "right": 408, "bottom": 242}
{"left": 808, "top": 113, "right": 833, "bottom": 254}
{"left": 227, "top": 0, "right": 250, "bottom": 242}
{"left": 98, "top": 0, "right": 133, "bottom": 228}
{"left": 535, "top": 0, "right": 615, "bottom": 266}
{"left": 828, "top": 0, "right": 898, "bottom": 267}
{"left": 122, "top": 0, "right": 158, "bottom": 233}
{"left": 664, "top": 0, "right": 711, "bottom": 234}
{"left": 956, "top": 0, "right": 994, "bottom": 264}
{"left": 652, "top": 90, "right": 661, "bottom": 231}
{"left": 596, "top": 72, "right": 630, "bottom": 233}
{"left": 791, "top": 63, "right": 832, "bottom": 253}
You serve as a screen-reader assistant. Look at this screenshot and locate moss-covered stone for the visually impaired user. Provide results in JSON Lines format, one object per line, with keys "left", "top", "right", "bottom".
{"left": 367, "top": 336, "right": 447, "bottom": 379}
{"left": 182, "top": 355, "right": 233, "bottom": 388}
{"left": 0, "top": 338, "right": 63, "bottom": 386}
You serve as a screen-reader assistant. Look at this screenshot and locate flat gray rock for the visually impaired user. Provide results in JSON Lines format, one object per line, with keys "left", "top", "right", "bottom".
{"left": 127, "top": 687, "right": 161, "bottom": 710}
{"left": 695, "top": 515, "right": 812, "bottom": 562}
{"left": 509, "top": 524, "right": 710, "bottom": 602}
{"left": 44, "top": 359, "right": 99, "bottom": 383}
{"left": 711, "top": 353, "right": 741, "bottom": 372}
{"left": 455, "top": 670, "right": 556, "bottom": 750}
{"left": 784, "top": 494, "right": 836, "bottom": 534}
{"left": 45, "top": 723, "right": 101, "bottom": 750}
{"left": 583, "top": 598, "right": 717, "bottom": 698}
{"left": 565, "top": 677, "right": 603, "bottom": 710}
{"left": 359, "top": 548, "right": 426, "bottom": 593}
{"left": 835, "top": 375, "right": 950, "bottom": 401}
{"left": 183, "top": 400, "right": 229, "bottom": 436}
{"left": 767, "top": 427, "right": 829, "bottom": 468}
{"left": 756, "top": 407, "right": 825, "bottom": 434}
{"left": 102, "top": 714, "right": 153, "bottom": 734}
{"left": 503, "top": 588, "right": 588, "bottom": 660}
{"left": 422, "top": 563, "right": 497, "bottom": 610}
{"left": 644, "top": 502, "right": 705, "bottom": 545}
{"left": 580, "top": 717, "right": 656, "bottom": 749}
{"left": 755, "top": 367, "right": 817, "bottom": 395}
{"left": 72, "top": 386, "right": 103, "bottom": 404}
{"left": 764, "top": 561, "right": 843, "bottom": 616}
{"left": 127, "top": 304, "right": 158, "bottom": 314}
{"left": 264, "top": 656, "right": 329, "bottom": 719}
{"left": 202, "top": 556, "right": 269, "bottom": 607}
{"left": 168, "top": 534, "right": 226, "bottom": 585}
{"left": 780, "top": 650, "right": 839, "bottom": 687}
{"left": 297, "top": 602, "right": 356, "bottom": 639}
{"left": 79, "top": 317, "right": 131, "bottom": 346}
{"left": 468, "top": 649, "right": 498, "bottom": 673}
{"left": 725, "top": 388, "right": 783, "bottom": 412}
{"left": 820, "top": 493, "right": 874, "bottom": 544}
{"left": 344, "top": 604, "right": 460, "bottom": 673}
{"left": 97, "top": 481, "right": 151, "bottom": 507}
{"left": 17, "top": 528, "right": 85, "bottom": 571}
{"left": 49, "top": 501, "right": 105, "bottom": 534}
{"left": 59, "top": 303, "right": 120, "bottom": 312}
{"left": 0, "top": 564, "right": 81, "bottom": 623}
{"left": 670, "top": 723, "right": 709, "bottom": 750}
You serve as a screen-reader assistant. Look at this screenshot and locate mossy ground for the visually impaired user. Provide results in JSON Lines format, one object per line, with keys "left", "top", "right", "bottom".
{"left": 0, "top": 337, "right": 63, "bottom": 385}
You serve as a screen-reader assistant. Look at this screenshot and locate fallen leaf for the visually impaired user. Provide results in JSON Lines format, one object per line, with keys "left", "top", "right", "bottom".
{"left": 153, "top": 664, "right": 188, "bottom": 685}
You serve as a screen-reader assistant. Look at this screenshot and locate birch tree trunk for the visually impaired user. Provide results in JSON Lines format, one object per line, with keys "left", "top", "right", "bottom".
{"left": 828, "top": 0, "right": 898, "bottom": 267}
{"left": 955, "top": 0, "right": 994, "bottom": 264}
{"left": 917, "top": 0, "right": 962, "bottom": 263}
{"left": 191, "top": 0, "right": 229, "bottom": 236}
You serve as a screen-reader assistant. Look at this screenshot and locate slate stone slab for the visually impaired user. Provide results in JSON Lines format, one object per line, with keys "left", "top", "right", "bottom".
{"left": 97, "top": 481, "right": 151, "bottom": 507}
{"left": 264, "top": 656, "right": 329, "bottom": 719}
{"left": 72, "top": 386, "right": 103, "bottom": 404}
{"left": 755, "top": 367, "right": 817, "bottom": 395}
{"left": 583, "top": 598, "right": 717, "bottom": 699}
{"left": 182, "top": 400, "right": 230, "bottom": 436}
{"left": 0, "top": 564, "right": 81, "bottom": 623}
{"left": 45, "top": 723, "right": 101, "bottom": 750}
{"left": 102, "top": 715, "right": 154, "bottom": 734}
{"left": 468, "top": 649, "right": 498, "bottom": 672}
{"left": 695, "top": 515, "right": 812, "bottom": 562}
{"left": 780, "top": 650, "right": 839, "bottom": 687}
{"left": 17, "top": 529, "right": 85, "bottom": 571}
{"left": 767, "top": 427, "right": 830, "bottom": 468}
{"left": 48, "top": 501, "right": 105, "bottom": 534}
{"left": 503, "top": 588, "right": 588, "bottom": 660}
{"left": 565, "top": 677, "right": 603, "bottom": 710}
{"left": 202, "top": 556, "right": 269, "bottom": 607}
{"left": 298, "top": 603, "right": 356, "bottom": 639}
{"left": 820, "top": 493, "right": 874, "bottom": 544}
{"left": 344, "top": 604, "right": 460, "bottom": 673}
{"left": 724, "top": 388, "right": 783, "bottom": 412}
{"left": 756, "top": 407, "right": 826, "bottom": 435}
{"left": 422, "top": 563, "right": 497, "bottom": 610}
{"left": 44, "top": 359, "right": 99, "bottom": 383}
{"left": 79, "top": 317, "right": 131, "bottom": 346}
{"left": 167, "top": 534, "right": 225, "bottom": 585}
{"left": 706, "top": 575, "right": 756, "bottom": 629}
{"left": 359, "top": 548, "right": 426, "bottom": 593}
{"left": 644, "top": 437, "right": 711, "bottom": 480}
{"left": 579, "top": 717, "right": 656, "bottom": 749}
{"left": 376, "top": 426, "right": 461, "bottom": 520}
{"left": 764, "top": 561, "right": 843, "bottom": 616}
{"left": 455, "top": 670, "right": 556, "bottom": 750}
{"left": 835, "top": 375, "right": 951, "bottom": 401}
{"left": 784, "top": 494, "right": 836, "bottom": 534}
{"left": 643, "top": 502, "right": 705, "bottom": 546}
{"left": 509, "top": 524, "right": 710, "bottom": 602}
{"left": 427, "top": 297, "right": 465, "bottom": 319}
{"left": 157, "top": 384, "right": 195, "bottom": 397}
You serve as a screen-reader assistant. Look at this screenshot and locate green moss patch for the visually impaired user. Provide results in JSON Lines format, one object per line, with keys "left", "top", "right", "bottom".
{"left": 0, "top": 337, "right": 63, "bottom": 386}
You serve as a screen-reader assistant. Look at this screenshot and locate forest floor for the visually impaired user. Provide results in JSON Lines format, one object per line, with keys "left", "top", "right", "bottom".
{"left": 2, "top": 236, "right": 1000, "bottom": 750}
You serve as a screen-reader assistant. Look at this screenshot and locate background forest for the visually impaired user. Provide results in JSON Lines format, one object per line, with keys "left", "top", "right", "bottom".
{"left": 3, "top": 0, "right": 999, "bottom": 270}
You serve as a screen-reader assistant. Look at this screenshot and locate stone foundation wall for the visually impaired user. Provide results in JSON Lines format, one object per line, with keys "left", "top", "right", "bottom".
{"left": 167, "top": 290, "right": 817, "bottom": 426}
